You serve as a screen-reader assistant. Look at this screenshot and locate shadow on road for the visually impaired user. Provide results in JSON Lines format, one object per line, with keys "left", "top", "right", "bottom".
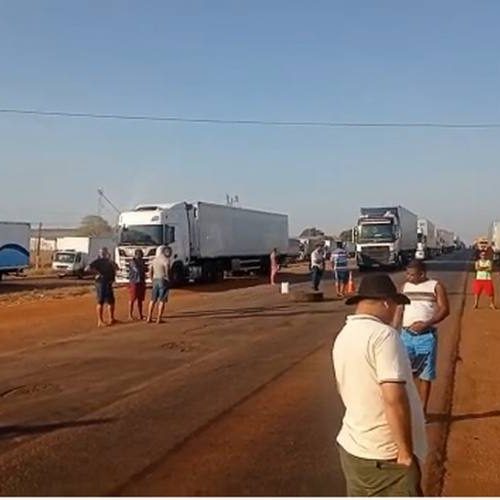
{"left": 167, "top": 303, "right": 342, "bottom": 321}
{"left": 427, "top": 409, "right": 500, "bottom": 424}
{"left": 0, "top": 418, "right": 115, "bottom": 440}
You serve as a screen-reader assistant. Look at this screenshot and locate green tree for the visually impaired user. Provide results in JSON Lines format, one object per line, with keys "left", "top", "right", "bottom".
{"left": 299, "top": 227, "right": 325, "bottom": 238}
{"left": 77, "top": 215, "right": 114, "bottom": 237}
{"left": 339, "top": 229, "right": 353, "bottom": 242}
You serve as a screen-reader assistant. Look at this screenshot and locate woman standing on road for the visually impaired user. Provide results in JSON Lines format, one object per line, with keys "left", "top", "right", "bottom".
{"left": 270, "top": 248, "right": 280, "bottom": 285}
{"left": 128, "top": 249, "right": 147, "bottom": 321}
{"left": 146, "top": 245, "right": 172, "bottom": 324}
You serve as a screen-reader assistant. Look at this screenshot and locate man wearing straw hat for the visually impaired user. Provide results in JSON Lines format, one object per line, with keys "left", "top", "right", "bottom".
{"left": 333, "top": 274, "right": 427, "bottom": 496}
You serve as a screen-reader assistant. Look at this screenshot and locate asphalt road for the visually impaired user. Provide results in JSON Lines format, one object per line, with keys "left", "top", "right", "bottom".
{"left": 0, "top": 255, "right": 469, "bottom": 495}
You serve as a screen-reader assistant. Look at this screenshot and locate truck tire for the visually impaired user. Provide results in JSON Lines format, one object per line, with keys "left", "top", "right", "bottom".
{"left": 171, "top": 262, "right": 186, "bottom": 286}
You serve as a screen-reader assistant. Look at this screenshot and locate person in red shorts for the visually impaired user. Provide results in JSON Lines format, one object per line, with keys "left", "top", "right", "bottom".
{"left": 128, "top": 249, "right": 147, "bottom": 320}
{"left": 473, "top": 250, "right": 495, "bottom": 310}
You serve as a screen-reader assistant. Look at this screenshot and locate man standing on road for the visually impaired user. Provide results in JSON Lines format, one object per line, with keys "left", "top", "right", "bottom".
{"left": 128, "top": 248, "right": 147, "bottom": 321}
{"left": 333, "top": 274, "right": 427, "bottom": 496}
{"left": 88, "top": 247, "right": 119, "bottom": 328}
{"left": 330, "top": 241, "right": 349, "bottom": 297}
{"left": 397, "top": 260, "right": 450, "bottom": 417}
{"left": 146, "top": 245, "right": 172, "bottom": 324}
{"left": 310, "top": 243, "right": 325, "bottom": 291}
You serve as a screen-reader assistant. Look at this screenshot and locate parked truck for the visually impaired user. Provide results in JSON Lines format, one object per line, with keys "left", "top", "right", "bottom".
{"left": 489, "top": 222, "right": 500, "bottom": 261}
{"left": 416, "top": 218, "right": 438, "bottom": 260}
{"left": 115, "top": 201, "right": 289, "bottom": 284}
{"left": 0, "top": 221, "right": 30, "bottom": 280}
{"left": 355, "top": 206, "right": 418, "bottom": 270}
{"left": 52, "top": 236, "right": 116, "bottom": 278}
{"left": 437, "top": 229, "right": 455, "bottom": 254}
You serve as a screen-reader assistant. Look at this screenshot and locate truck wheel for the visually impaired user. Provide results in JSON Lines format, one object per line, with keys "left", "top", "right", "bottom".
{"left": 171, "top": 263, "right": 186, "bottom": 286}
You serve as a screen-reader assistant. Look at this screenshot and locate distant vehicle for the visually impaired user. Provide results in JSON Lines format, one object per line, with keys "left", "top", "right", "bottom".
{"left": 437, "top": 229, "right": 455, "bottom": 254}
{"left": 52, "top": 237, "right": 116, "bottom": 278}
{"left": 489, "top": 222, "right": 500, "bottom": 261}
{"left": 344, "top": 241, "right": 356, "bottom": 258}
{"left": 298, "top": 236, "right": 323, "bottom": 261}
{"left": 0, "top": 221, "right": 30, "bottom": 280}
{"left": 285, "top": 238, "right": 302, "bottom": 264}
{"left": 354, "top": 206, "right": 418, "bottom": 271}
{"left": 115, "top": 201, "right": 289, "bottom": 285}
{"left": 415, "top": 218, "right": 439, "bottom": 260}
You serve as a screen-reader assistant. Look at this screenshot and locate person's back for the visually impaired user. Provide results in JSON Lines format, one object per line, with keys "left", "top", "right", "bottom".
{"left": 151, "top": 254, "right": 170, "bottom": 281}
{"left": 331, "top": 247, "right": 348, "bottom": 270}
{"left": 90, "top": 257, "right": 116, "bottom": 284}
{"left": 334, "top": 314, "right": 426, "bottom": 462}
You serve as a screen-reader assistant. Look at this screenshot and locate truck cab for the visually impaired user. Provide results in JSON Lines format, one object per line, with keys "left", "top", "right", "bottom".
{"left": 354, "top": 206, "right": 417, "bottom": 271}
{"left": 355, "top": 215, "right": 400, "bottom": 269}
{"left": 52, "top": 250, "right": 85, "bottom": 278}
{"left": 116, "top": 203, "right": 192, "bottom": 284}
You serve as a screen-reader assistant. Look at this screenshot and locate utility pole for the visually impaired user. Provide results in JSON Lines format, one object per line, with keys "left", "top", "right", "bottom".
{"left": 97, "top": 188, "right": 121, "bottom": 215}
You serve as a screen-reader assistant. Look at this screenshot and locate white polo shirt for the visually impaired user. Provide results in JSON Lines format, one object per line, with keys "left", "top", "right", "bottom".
{"left": 332, "top": 314, "right": 427, "bottom": 462}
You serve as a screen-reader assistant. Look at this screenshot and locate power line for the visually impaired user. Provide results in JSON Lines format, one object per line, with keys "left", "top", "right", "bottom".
{"left": 1, "top": 107, "right": 500, "bottom": 129}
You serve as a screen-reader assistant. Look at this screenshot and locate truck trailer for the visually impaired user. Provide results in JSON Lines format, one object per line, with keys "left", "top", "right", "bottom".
{"left": 489, "top": 221, "right": 500, "bottom": 261}
{"left": 437, "top": 229, "right": 455, "bottom": 254}
{"left": 52, "top": 236, "right": 116, "bottom": 278}
{"left": 355, "top": 206, "right": 418, "bottom": 270}
{"left": 416, "top": 218, "right": 438, "bottom": 260}
{"left": 116, "top": 201, "right": 289, "bottom": 284}
{"left": 0, "top": 221, "right": 30, "bottom": 280}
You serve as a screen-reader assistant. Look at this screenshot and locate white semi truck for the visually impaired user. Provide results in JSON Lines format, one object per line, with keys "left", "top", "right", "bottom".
{"left": 355, "top": 206, "right": 418, "bottom": 270}
{"left": 489, "top": 221, "right": 500, "bottom": 261}
{"left": 0, "top": 221, "right": 30, "bottom": 280}
{"left": 115, "top": 201, "right": 289, "bottom": 284}
{"left": 437, "top": 229, "right": 455, "bottom": 254}
{"left": 416, "top": 218, "right": 439, "bottom": 260}
{"left": 52, "top": 237, "right": 116, "bottom": 278}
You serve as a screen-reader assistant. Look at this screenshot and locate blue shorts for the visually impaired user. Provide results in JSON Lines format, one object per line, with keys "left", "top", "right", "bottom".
{"left": 334, "top": 269, "right": 349, "bottom": 284}
{"left": 401, "top": 328, "right": 437, "bottom": 381}
{"left": 95, "top": 282, "right": 115, "bottom": 305}
{"left": 152, "top": 279, "right": 169, "bottom": 303}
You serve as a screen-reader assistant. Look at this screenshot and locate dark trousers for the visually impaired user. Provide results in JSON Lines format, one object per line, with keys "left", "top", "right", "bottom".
{"left": 338, "top": 446, "right": 423, "bottom": 497}
{"left": 311, "top": 266, "right": 323, "bottom": 290}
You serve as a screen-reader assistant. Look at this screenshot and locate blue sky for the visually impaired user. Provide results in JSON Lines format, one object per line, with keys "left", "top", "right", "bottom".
{"left": 1, "top": 0, "right": 499, "bottom": 241}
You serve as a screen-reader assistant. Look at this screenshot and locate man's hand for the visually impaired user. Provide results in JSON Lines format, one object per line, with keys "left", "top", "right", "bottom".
{"left": 396, "top": 451, "right": 413, "bottom": 467}
{"left": 408, "top": 321, "right": 429, "bottom": 334}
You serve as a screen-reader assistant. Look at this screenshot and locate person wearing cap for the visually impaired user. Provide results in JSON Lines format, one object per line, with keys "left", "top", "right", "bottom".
{"left": 333, "top": 274, "right": 427, "bottom": 496}
{"left": 87, "top": 247, "right": 119, "bottom": 327}
{"left": 396, "top": 260, "right": 450, "bottom": 417}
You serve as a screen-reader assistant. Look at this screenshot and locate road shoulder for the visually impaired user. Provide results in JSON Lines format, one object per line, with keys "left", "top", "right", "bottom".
{"left": 442, "top": 274, "right": 500, "bottom": 495}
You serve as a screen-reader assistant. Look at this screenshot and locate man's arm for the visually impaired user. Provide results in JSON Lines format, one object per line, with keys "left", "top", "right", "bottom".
{"left": 381, "top": 382, "right": 414, "bottom": 465}
{"left": 391, "top": 305, "right": 404, "bottom": 330}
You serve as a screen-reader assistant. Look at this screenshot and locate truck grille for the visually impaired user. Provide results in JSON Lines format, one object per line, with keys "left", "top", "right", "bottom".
{"left": 360, "top": 246, "right": 391, "bottom": 265}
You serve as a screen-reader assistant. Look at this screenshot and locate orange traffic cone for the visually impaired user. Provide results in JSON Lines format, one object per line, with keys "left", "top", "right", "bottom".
{"left": 347, "top": 271, "right": 356, "bottom": 295}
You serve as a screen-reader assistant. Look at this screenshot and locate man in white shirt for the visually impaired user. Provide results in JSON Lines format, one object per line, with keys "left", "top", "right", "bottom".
{"left": 333, "top": 274, "right": 427, "bottom": 496}
{"left": 310, "top": 243, "right": 325, "bottom": 291}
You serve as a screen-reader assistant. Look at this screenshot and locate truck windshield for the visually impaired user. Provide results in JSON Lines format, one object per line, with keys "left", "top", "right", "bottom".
{"left": 359, "top": 224, "right": 395, "bottom": 243}
{"left": 119, "top": 225, "right": 163, "bottom": 246}
{"left": 55, "top": 252, "right": 76, "bottom": 263}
